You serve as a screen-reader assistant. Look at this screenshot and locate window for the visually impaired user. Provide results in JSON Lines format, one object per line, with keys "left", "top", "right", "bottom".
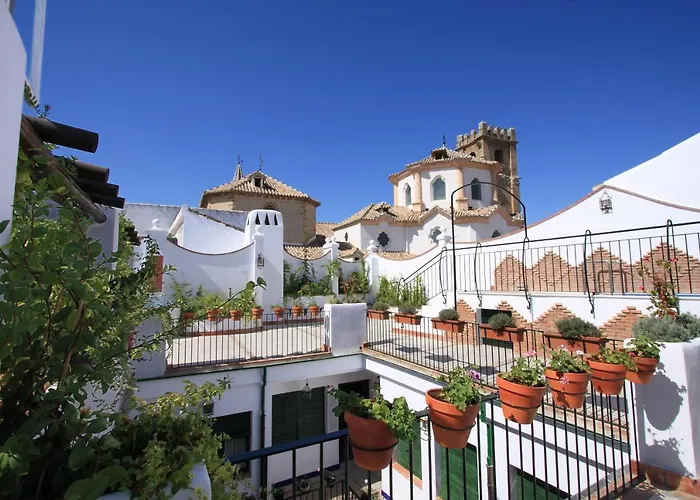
{"left": 470, "top": 178, "right": 482, "bottom": 201}
{"left": 405, "top": 185, "right": 412, "bottom": 206}
{"left": 377, "top": 231, "right": 390, "bottom": 248}
{"left": 272, "top": 387, "right": 325, "bottom": 445}
{"left": 432, "top": 178, "right": 446, "bottom": 201}
{"left": 253, "top": 177, "right": 263, "bottom": 188}
{"left": 491, "top": 230, "right": 501, "bottom": 238}
{"left": 212, "top": 411, "right": 251, "bottom": 472}
{"left": 494, "top": 149, "right": 504, "bottom": 163}
{"left": 397, "top": 420, "right": 422, "bottom": 479}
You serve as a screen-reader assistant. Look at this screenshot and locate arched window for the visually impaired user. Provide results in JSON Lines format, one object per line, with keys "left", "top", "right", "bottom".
{"left": 491, "top": 230, "right": 501, "bottom": 238}
{"left": 404, "top": 185, "right": 412, "bottom": 206}
{"left": 470, "top": 178, "right": 482, "bottom": 201}
{"left": 494, "top": 149, "right": 504, "bottom": 163}
{"left": 469, "top": 152, "right": 476, "bottom": 158}
{"left": 432, "top": 178, "right": 446, "bottom": 201}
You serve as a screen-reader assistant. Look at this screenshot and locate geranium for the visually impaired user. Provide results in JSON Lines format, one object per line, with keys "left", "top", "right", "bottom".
{"left": 501, "top": 355, "right": 546, "bottom": 387}
{"left": 547, "top": 345, "right": 590, "bottom": 374}
{"left": 638, "top": 257, "right": 679, "bottom": 318}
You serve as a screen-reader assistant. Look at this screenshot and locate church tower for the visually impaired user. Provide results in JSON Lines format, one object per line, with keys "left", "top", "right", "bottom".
{"left": 455, "top": 122, "right": 520, "bottom": 215}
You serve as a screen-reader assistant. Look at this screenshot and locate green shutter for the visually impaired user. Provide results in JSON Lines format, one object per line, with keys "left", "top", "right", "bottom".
{"left": 272, "top": 392, "right": 299, "bottom": 445}
{"left": 516, "top": 469, "right": 568, "bottom": 499}
{"left": 297, "top": 387, "right": 325, "bottom": 439}
{"left": 272, "top": 388, "right": 326, "bottom": 445}
{"left": 440, "top": 445, "right": 478, "bottom": 500}
{"left": 397, "top": 421, "right": 422, "bottom": 479}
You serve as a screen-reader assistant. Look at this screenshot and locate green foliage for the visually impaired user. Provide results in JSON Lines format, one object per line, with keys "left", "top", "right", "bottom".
{"left": 398, "top": 303, "right": 418, "bottom": 315}
{"left": 555, "top": 317, "right": 601, "bottom": 339}
{"left": 376, "top": 275, "right": 427, "bottom": 307}
{"left": 371, "top": 301, "right": 389, "bottom": 311}
{"left": 638, "top": 257, "right": 680, "bottom": 318}
{"left": 488, "top": 312, "right": 516, "bottom": 330}
{"left": 501, "top": 351, "right": 546, "bottom": 387}
{"left": 633, "top": 313, "right": 700, "bottom": 343}
{"left": 327, "top": 297, "right": 342, "bottom": 304}
{"left": 436, "top": 367, "right": 485, "bottom": 411}
{"left": 626, "top": 334, "right": 661, "bottom": 359}
{"left": 328, "top": 385, "right": 417, "bottom": 441}
{"left": 340, "top": 259, "right": 370, "bottom": 297}
{"left": 284, "top": 260, "right": 333, "bottom": 297}
{"left": 547, "top": 346, "right": 590, "bottom": 374}
{"left": 590, "top": 347, "right": 636, "bottom": 370}
{"left": 438, "top": 308, "right": 460, "bottom": 321}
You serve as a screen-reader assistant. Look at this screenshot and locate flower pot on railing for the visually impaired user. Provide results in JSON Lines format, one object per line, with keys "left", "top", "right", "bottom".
{"left": 496, "top": 375, "right": 546, "bottom": 424}
{"left": 252, "top": 307, "right": 264, "bottom": 320}
{"left": 182, "top": 311, "right": 195, "bottom": 321}
{"left": 291, "top": 305, "right": 303, "bottom": 317}
{"left": 544, "top": 332, "right": 607, "bottom": 354}
{"left": 626, "top": 355, "right": 659, "bottom": 384}
{"left": 394, "top": 313, "right": 421, "bottom": 326}
{"left": 344, "top": 411, "right": 398, "bottom": 471}
{"left": 367, "top": 309, "right": 390, "bottom": 320}
{"left": 229, "top": 309, "right": 243, "bottom": 321}
{"left": 207, "top": 309, "right": 220, "bottom": 321}
{"left": 426, "top": 388, "right": 480, "bottom": 449}
{"left": 431, "top": 318, "right": 465, "bottom": 334}
{"left": 272, "top": 306, "right": 285, "bottom": 319}
{"left": 545, "top": 369, "right": 590, "bottom": 410}
{"left": 308, "top": 305, "right": 320, "bottom": 316}
{"left": 587, "top": 359, "right": 627, "bottom": 395}
{"left": 480, "top": 325, "right": 524, "bottom": 343}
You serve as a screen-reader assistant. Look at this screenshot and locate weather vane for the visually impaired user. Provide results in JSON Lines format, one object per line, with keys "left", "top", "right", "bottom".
{"left": 442, "top": 133, "right": 446, "bottom": 147}
{"left": 259, "top": 155, "right": 264, "bottom": 171}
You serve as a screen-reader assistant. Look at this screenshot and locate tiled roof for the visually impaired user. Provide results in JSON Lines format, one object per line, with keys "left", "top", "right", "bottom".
{"left": 315, "top": 222, "right": 336, "bottom": 238}
{"left": 334, "top": 202, "right": 502, "bottom": 229}
{"left": 202, "top": 170, "right": 320, "bottom": 206}
{"left": 389, "top": 146, "right": 499, "bottom": 179}
{"left": 376, "top": 251, "right": 421, "bottom": 261}
{"left": 283, "top": 241, "right": 362, "bottom": 261}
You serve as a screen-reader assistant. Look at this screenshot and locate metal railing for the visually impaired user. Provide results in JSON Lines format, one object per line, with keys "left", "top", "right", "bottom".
{"left": 166, "top": 310, "right": 327, "bottom": 369}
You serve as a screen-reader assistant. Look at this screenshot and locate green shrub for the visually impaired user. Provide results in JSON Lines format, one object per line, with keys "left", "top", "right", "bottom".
{"left": 590, "top": 347, "right": 636, "bottom": 370}
{"left": 436, "top": 367, "right": 485, "bottom": 410}
{"left": 372, "top": 301, "right": 389, "bottom": 311}
{"left": 438, "top": 308, "right": 460, "bottom": 321}
{"left": 626, "top": 334, "right": 661, "bottom": 358}
{"left": 633, "top": 313, "right": 700, "bottom": 342}
{"left": 555, "top": 317, "right": 601, "bottom": 339}
{"left": 501, "top": 352, "right": 546, "bottom": 387}
{"left": 488, "top": 312, "right": 516, "bottom": 331}
{"left": 398, "top": 303, "right": 418, "bottom": 315}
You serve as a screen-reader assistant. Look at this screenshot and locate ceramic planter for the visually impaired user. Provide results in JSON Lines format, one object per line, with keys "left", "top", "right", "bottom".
{"left": 587, "top": 359, "right": 627, "bottom": 395}
{"left": 367, "top": 309, "right": 390, "bottom": 320}
{"left": 272, "top": 307, "right": 285, "bottom": 319}
{"left": 545, "top": 369, "right": 590, "bottom": 410}
{"left": 308, "top": 305, "right": 320, "bottom": 316}
{"left": 291, "top": 305, "right": 304, "bottom": 317}
{"left": 480, "top": 324, "right": 525, "bottom": 342}
{"left": 394, "top": 313, "right": 422, "bottom": 326}
{"left": 229, "top": 309, "right": 243, "bottom": 321}
{"left": 426, "top": 388, "right": 480, "bottom": 449}
{"left": 431, "top": 318, "right": 465, "bottom": 333}
{"left": 544, "top": 333, "right": 607, "bottom": 354}
{"left": 206, "top": 309, "right": 220, "bottom": 321}
{"left": 344, "top": 411, "right": 398, "bottom": 471}
{"left": 182, "top": 311, "right": 195, "bottom": 321}
{"left": 626, "top": 356, "right": 659, "bottom": 384}
{"left": 496, "top": 375, "right": 546, "bottom": 424}
{"left": 252, "top": 307, "right": 264, "bottom": 320}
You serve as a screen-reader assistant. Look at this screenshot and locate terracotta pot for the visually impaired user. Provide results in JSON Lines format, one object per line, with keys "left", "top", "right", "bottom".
{"left": 426, "top": 389, "right": 480, "bottom": 449}
{"left": 431, "top": 319, "right": 465, "bottom": 333}
{"left": 394, "top": 313, "right": 422, "bottom": 326}
{"left": 544, "top": 333, "right": 607, "bottom": 354}
{"left": 182, "top": 311, "right": 195, "bottom": 321}
{"left": 207, "top": 309, "right": 220, "bottom": 321}
{"left": 272, "top": 307, "right": 285, "bottom": 319}
{"left": 229, "top": 309, "right": 242, "bottom": 320}
{"left": 480, "top": 324, "right": 525, "bottom": 342}
{"left": 252, "top": 307, "right": 264, "bottom": 319}
{"left": 545, "top": 369, "right": 590, "bottom": 410}
{"left": 496, "top": 375, "right": 546, "bottom": 424}
{"left": 308, "top": 306, "right": 320, "bottom": 316}
{"left": 291, "top": 305, "right": 303, "bottom": 317}
{"left": 627, "top": 356, "right": 659, "bottom": 384}
{"left": 367, "top": 310, "right": 390, "bottom": 320}
{"left": 344, "top": 411, "right": 397, "bottom": 471}
{"left": 587, "top": 359, "right": 627, "bottom": 395}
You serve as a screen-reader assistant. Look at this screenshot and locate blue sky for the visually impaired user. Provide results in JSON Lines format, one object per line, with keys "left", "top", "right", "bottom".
{"left": 14, "top": 0, "right": 700, "bottom": 224}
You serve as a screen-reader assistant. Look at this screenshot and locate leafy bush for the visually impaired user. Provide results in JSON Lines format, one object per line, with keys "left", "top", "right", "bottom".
{"left": 555, "top": 317, "right": 601, "bottom": 339}
{"left": 488, "top": 312, "right": 516, "bottom": 330}
{"left": 436, "top": 367, "right": 485, "bottom": 410}
{"left": 398, "top": 303, "right": 418, "bottom": 315}
{"left": 327, "top": 297, "right": 342, "bottom": 304}
{"left": 376, "top": 275, "right": 428, "bottom": 307}
{"left": 626, "top": 334, "right": 661, "bottom": 358}
{"left": 438, "top": 308, "right": 460, "bottom": 321}
{"left": 328, "top": 385, "right": 417, "bottom": 441}
{"left": 372, "top": 301, "right": 389, "bottom": 311}
{"left": 547, "top": 346, "right": 590, "bottom": 374}
{"left": 590, "top": 347, "right": 636, "bottom": 370}
{"left": 501, "top": 351, "right": 546, "bottom": 387}
{"left": 633, "top": 313, "right": 700, "bottom": 342}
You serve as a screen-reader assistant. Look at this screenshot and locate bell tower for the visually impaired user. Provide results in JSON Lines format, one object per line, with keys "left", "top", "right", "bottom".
{"left": 455, "top": 122, "right": 520, "bottom": 215}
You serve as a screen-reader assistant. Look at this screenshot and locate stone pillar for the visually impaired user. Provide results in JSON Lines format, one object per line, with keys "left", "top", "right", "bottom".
{"left": 367, "top": 240, "right": 379, "bottom": 300}
{"left": 411, "top": 171, "right": 425, "bottom": 211}
{"left": 454, "top": 166, "right": 468, "bottom": 210}
{"left": 323, "top": 236, "right": 340, "bottom": 295}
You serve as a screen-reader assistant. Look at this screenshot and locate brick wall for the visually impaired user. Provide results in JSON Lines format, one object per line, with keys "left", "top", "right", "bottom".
{"left": 599, "top": 306, "right": 643, "bottom": 340}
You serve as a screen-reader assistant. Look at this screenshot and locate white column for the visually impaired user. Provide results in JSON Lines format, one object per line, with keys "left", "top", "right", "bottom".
{"left": 251, "top": 228, "right": 265, "bottom": 307}
{"left": 323, "top": 236, "right": 340, "bottom": 295}
{"left": 367, "top": 240, "right": 379, "bottom": 301}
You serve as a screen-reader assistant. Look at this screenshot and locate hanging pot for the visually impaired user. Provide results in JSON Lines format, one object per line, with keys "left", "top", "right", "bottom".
{"left": 344, "top": 411, "right": 398, "bottom": 471}
{"left": 229, "top": 309, "right": 243, "bottom": 320}
{"left": 626, "top": 356, "right": 659, "bottom": 384}
{"left": 431, "top": 319, "right": 465, "bottom": 333}
{"left": 543, "top": 333, "right": 607, "bottom": 354}
{"left": 496, "top": 375, "right": 546, "bottom": 424}
{"left": 545, "top": 369, "right": 590, "bottom": 410}
{"left": 587, "top": 359, "right": 627, "bottom": 395}
{"left": 291, "top": 305, "right": 304, "bottom": 317}
{"left": 394, "top": 313, "right": 421, "bottom": 326}
{"left": 426, "top": 389, "right": 480, "bottom": 449}
{"left": 272, "top": 307, "right": 285, "bottom": 319}
{"left": 206, "top": 309, "right": 220, "bottom": 321}
{"left": 308, "top": 306, "right": 320, "bottom": 316}
{"left": 480, "top": 325, "right": 525, "bottom": 343}
{"left": 251, "top": 307, "right": 264, "bottom": 320}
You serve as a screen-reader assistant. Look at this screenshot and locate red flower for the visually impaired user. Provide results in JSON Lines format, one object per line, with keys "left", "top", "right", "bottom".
{"left": 643, "top": 256, "right": 650, "bottom": 262}
{"left": 640, "top": 286, "right": 645, "bottom": 292}
{"left": 670, "top": 257, "right": 678, "bottom": 263}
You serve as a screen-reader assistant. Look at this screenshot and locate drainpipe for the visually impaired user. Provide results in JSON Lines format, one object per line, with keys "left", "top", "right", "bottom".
{"left": 260, "top": 366, "right": 267, "bottom": 488}
{"left": 480, "top": 403, "right": 496, "bottom": 500}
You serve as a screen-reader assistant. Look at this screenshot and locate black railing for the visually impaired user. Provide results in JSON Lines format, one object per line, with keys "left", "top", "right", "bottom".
{"left": 166, "top": 310, "right": 327, "bottom": 369}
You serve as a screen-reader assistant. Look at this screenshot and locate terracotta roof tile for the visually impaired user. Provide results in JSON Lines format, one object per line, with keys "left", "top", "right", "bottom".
{"left": 315, "top": 222, "right": 336, "bottom": 238}
{"left": 388, "top": 146, "right": 499, "bottom": 179}
{"left": 203, "top": 170, "right": 320, "bottom": 206}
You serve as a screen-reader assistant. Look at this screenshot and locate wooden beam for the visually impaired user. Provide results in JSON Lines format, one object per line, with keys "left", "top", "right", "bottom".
{"left": 23, "top": 115, "right": 99, "bottom": 153}
{"left": 20, "top": 117, "right": 107, "bottom": 223}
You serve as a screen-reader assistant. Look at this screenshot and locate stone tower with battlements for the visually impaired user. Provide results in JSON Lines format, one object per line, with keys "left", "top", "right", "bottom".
{"left": 455, "top": 122, "right": 520, "bottom": 215}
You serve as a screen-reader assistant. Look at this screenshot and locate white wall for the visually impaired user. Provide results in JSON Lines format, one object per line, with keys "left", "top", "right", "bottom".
{"left": 177, "top": 209, "right": 244, "bottom": 254}
{"left": 334, "top": 223, "right": 363, "bottom": 250}
{"left": 421, "top": 169, "right": 459, "bottom": 211}
{"left": 0, "top": 6, "right": 26, "bottom": 247}
{"left": 360, "top": 221, "right": 408, "bottom": 253}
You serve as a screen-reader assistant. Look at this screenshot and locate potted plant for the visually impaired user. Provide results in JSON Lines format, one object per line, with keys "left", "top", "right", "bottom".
{"left": 426, "top": 367, "right": 485, "bottom": 449}
{"left": 431, "top": 308, "right": 465, "bottom": 333}
{"left": 251, "top": 303, "right": 264, "bottom": 319}
{"left": 272, "top": 487, "right": 285, "bottom": 500}
{"left": 367, "top": 301, "right": 390, "bottom": 320}
{"left": 291, "top": 298, "right": 304, "bottom": 318}
{"left": 308, "top": 300, "right": 320, "bottom": 316}
{"left": 206, "top": 308, "right": 220, "bottom": 321}
{"left": 480, "top": 312, "right": 524, "bottom": 342}
{"left": 544, "top": 317, "right": 607, "bottom": 354}
{"left": 587, "top": 347, "right": 636, "bottom": 395}
{"left": 545, "top": 346, "right": 591, "bottom": 409}
{"left": 182, "top": 305, "right": 196, "bottom": 321}
{"left": 229, "top": 307, "right": 243, "bottom": 320}
{"left": 394, "top": 303, "right": 422, "bottom": 326}
{"left": 328, "top": 385, "right": 416, "bottom": 471}
{"left": 272, "top": 304, "right": 286, "bottom": 319}
{"left": 497, "top": 351, "right": 547, "bottom": 424}
{"left": 625, "top": 335, "right": 661, "bottom": 384}
{"left": 296, "top": 478, "right": 310, "bottom": 492}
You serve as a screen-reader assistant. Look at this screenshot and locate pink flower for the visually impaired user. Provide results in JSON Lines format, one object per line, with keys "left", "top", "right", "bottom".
{"left": 643, "top": 256, "right": 650, "bottom": 262}
{"left": 525, "top": 350, "right": 537, "bottom": 358}
{"left": 670, "top": 257, "right": 678, "bottom": 263}
{"left": 559, "top": 345, "right": 568, "bottom": 352}
{"left": 469, "top": 369, "right": 481, "bottom": 381}
{"left": 575, "top": 350, "right": 584, "bottom": 356}
{"left": 560, "top": 376, "right": 569, "bottom": 385}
